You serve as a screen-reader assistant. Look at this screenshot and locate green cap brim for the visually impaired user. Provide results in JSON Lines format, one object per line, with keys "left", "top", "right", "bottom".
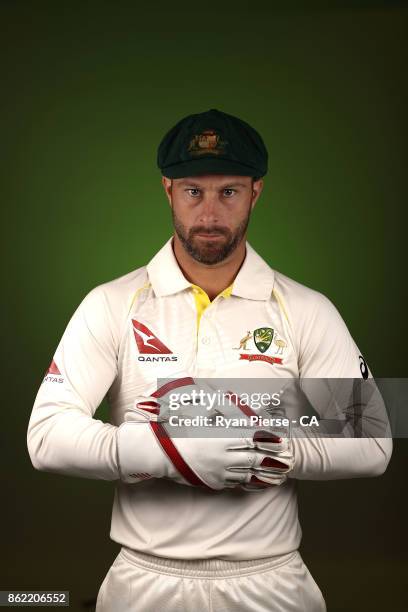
{"left": 161, "top": 157, "right": 263, "bottom": 179}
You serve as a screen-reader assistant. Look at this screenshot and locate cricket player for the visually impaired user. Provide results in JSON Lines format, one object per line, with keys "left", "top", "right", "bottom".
{"left": 27, "top": 109, "right": 392, "bottom": 611}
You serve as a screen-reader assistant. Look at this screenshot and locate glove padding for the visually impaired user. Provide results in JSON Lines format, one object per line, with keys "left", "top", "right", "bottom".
{"left": 117, "top": 376, "right": 294, "bottom": 491}
{"left": 207, "top": 388, "right": 294, "bottom": 491}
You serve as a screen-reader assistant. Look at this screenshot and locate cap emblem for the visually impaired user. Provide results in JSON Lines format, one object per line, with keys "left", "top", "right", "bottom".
{"left": 188, "top": 129, "right": 227, "bottom": 156}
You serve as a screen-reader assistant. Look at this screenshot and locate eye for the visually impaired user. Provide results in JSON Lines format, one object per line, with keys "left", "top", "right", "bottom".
{"left": 223, "top": 188, "right": 236, "bottom": 197}
{"left": 186, "top": 188, "right": 201, "bottom": 197}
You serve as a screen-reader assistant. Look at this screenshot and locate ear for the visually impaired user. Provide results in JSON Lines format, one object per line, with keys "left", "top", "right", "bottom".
{"left": 250, "top": 178, "right": 264, "bottom": 211}
{"left": 161, "top": 176, "right": 173, "bottom": 207}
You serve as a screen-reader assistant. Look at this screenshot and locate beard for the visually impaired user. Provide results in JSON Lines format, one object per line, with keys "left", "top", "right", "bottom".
{"left": 172, "top": 207, "right": 251, "bottom": 265}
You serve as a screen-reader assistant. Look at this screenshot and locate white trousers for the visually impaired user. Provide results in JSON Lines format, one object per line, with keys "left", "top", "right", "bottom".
{"left": 96, "top": 547, "right": 326, "bottom": 612}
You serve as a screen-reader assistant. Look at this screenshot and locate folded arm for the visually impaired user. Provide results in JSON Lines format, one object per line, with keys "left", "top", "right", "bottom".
{"left": 289, "top": 292, "right": 392, "bottom": 480}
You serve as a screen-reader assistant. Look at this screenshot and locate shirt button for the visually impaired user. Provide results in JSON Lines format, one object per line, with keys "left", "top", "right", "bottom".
{"left": 201, "top": 336, "right": 211, "bottom": 345}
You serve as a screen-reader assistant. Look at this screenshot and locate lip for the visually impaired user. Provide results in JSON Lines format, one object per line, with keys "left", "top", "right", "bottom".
{"left": 195, "top": 233, "right": 224, "bottom": 240}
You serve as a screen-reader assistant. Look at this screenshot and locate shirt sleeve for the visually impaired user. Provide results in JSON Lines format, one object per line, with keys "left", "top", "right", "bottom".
{"left": 27, "top": 286, "right": 121, "bottom": 480}
{"left": 290, "top": 291, "right": 392, "bottom": 480}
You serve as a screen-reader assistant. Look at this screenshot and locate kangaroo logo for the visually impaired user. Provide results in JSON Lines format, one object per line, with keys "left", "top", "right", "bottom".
{"left": 233, "top": 331, "right": 253, "bottom": 351}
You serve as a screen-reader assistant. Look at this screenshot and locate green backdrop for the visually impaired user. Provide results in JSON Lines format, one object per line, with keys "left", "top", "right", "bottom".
{"left": 2, "top": 2, "right": 407, "bottom": 611}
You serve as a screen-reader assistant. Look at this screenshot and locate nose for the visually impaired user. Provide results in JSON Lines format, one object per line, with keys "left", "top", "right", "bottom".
{"left": 196, "top": 191, "right": 221, "bottom": 225}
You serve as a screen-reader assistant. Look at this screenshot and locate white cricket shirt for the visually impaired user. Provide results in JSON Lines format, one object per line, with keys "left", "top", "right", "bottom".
{"left": 27, "top": 238, "right": 392, "bottom": 559}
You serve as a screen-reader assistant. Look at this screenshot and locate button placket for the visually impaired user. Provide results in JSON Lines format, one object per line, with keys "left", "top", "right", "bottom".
{"left": 198, "top": 302, "right": 217, "bottom": 346}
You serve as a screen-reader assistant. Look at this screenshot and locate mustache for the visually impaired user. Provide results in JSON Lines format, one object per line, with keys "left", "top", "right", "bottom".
{"left": 190, "top": 226, "right": 230, "bottom": 236}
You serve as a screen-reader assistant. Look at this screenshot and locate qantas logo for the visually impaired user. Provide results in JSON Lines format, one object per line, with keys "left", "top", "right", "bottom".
{"left": 46, "top": 359, "right": 61, "bottom": 375}
{"left": 43, "top": 359, "right": 64, "bottom": 383}
{"left": 132, "top": 320, "right": 172, "bottom": 353}
{"left": 132, "top": 320, "right": 178, "bottom": 362}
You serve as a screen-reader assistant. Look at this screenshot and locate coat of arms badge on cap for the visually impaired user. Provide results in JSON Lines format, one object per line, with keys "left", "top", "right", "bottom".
{"left": 157, "top": 108, "right": 268, "bottom": 179}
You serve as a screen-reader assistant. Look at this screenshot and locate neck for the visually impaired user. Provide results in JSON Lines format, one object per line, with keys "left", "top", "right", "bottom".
{"left": 172, "top": 234, "right": 246, "bottom": 301}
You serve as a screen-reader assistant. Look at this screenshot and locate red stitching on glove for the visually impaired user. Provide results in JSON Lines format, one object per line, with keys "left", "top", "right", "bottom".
{"left": 260, "top": 457, "right": 288, "bottom": 470}
{"left": 150, "top": 421, "right": 212, "bottom": 490}
{"left": 254, "top": 430, "right": 282, "bottom": 444}
{"left": 137, "top": 401, "right": 161, "bottom": 414}
{"left": 152, "top": 377, "right": 195, "bottom": 399}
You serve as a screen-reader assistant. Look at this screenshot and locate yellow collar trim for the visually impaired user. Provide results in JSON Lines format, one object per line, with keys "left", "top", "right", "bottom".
{"left": 191, "top": 283, "right": 233, "bottom": 336}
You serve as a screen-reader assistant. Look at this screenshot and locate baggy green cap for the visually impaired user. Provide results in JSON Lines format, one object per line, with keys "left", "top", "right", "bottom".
{"left": 157, "top": 108, "right": 268, "bottom": 179}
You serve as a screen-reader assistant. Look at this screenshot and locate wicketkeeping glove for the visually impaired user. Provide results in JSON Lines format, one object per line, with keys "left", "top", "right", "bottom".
{"left": 117, "top": 376, "right": 294, "bottom": 491}
{"left": 203, "top": 388, "right": 294, "bottom": 491}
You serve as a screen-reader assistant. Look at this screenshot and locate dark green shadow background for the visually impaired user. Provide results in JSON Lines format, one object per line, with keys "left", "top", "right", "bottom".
{"left": 2, "top": 1, "right": 407, "bottom": 611}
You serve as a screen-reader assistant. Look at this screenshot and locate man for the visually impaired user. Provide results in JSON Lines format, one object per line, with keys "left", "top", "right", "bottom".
{"left": 27, "top": 109, "right": 392, "bottom": 611}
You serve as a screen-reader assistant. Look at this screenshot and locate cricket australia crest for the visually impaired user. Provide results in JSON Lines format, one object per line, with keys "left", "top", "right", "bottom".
{"left": 253, "top": 328, "right": 274, "bottom": 353}
{"left": 233, "top": 326, "right": 287, "bottom": 366}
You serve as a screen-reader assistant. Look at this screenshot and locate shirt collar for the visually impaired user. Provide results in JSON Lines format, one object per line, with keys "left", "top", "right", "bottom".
{"left": 146, "top": 237, "right": 275, "bottom": 300}
{"left": 146, "top": 237, "right": 191, "bottom": 297}
{"left": 231, "top": 242, "right": 275, "bottom": 300}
